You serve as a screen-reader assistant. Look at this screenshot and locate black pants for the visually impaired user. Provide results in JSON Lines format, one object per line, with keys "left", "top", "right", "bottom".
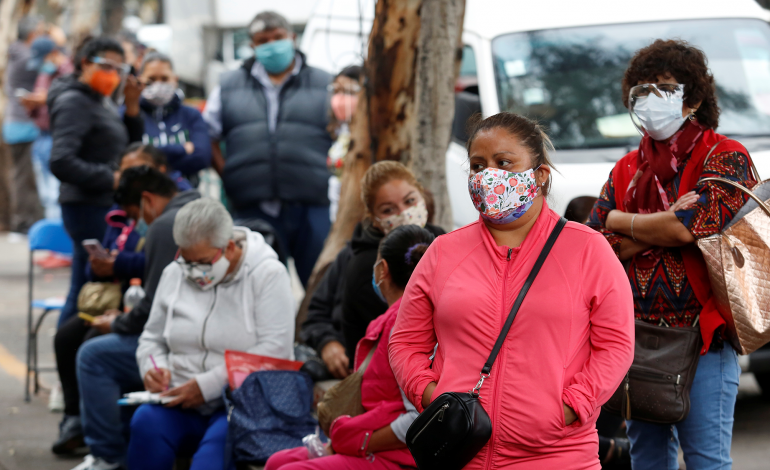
{"left": 54, "top": 315, "right": 101, "bottom": 416}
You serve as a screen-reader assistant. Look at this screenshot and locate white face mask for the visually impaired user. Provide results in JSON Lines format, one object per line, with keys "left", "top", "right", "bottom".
{"left": 177, "top": 250, "right": 230, "bottom": 291}
{"left": 141, "top": 82, "right": 177, "bottom": 107}
{"left": 630, "top": 84, "right": 686, "bottom": 141}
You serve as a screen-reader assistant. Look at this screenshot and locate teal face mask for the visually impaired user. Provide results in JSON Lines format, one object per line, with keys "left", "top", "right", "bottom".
{"left": 40, "top": 61, "right": 57, "bottom": 75}
{"left": 254, "top": 39, "right": 295, "bottom": 74}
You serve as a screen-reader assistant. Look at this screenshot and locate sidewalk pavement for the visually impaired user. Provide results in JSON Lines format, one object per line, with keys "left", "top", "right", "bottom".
{"left": 0, "top": 233, "right": 77, "bottom": 470}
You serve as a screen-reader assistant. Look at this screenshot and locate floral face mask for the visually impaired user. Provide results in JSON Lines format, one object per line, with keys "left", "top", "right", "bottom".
{"left": 468, "top": 166, "right": 540, "bottom": 225}
{"left": 376, "top": 199, "right": 428, "bottom": 235}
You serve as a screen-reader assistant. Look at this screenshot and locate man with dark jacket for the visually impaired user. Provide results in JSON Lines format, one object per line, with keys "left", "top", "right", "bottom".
{"left": 202, "top": 10, "right": 333, "bottom": 286}
{"left": 68, "top": 167, "right": 200, "bottom": 470}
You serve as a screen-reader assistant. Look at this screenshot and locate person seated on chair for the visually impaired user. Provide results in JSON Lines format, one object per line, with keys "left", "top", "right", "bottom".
{"left": 86, "top": 143, "right": 192, "bottom": 285}
{"left": 51, "top": 148, "right": 192, "bottom": 457}
{"left": 67, "top": 167, "right": 200, "bottom": 470}
{"left": 267, "top": 225, "right": 436, "bottom": 470}
{"left": 127, "top": 198, "right": 296, "bottom": 470}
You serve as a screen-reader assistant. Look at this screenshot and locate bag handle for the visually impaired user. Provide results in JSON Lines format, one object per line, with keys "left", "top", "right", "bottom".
{"left": 472, "top": 217, "right": 568, "bottom": 396}
{"left": 702, "top": 138, "right": 761, "bottom": 182}
{"left": 699, "top": 177, "right": 770, "bottom": 219}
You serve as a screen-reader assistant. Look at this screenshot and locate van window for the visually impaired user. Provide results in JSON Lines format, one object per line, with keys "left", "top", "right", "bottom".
{"left": 460, "top": 45, "right": 477, "bottom": 77}
{"left": 492, "top": 18, "right": 770, "bottom": 150}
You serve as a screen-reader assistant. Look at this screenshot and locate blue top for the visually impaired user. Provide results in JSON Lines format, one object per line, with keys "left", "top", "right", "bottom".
{"left": 139, "top": 94, "right": 211, "bottom": 177}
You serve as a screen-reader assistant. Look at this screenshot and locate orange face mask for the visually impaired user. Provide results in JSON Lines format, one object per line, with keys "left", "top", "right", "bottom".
{"left": 90, "top": 69, "right": 121, "bottom": 96}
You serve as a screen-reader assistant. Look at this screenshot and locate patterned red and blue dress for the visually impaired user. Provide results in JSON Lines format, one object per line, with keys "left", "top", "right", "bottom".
{"left": 587, "top": 148, "right": 756, "bottom": 344}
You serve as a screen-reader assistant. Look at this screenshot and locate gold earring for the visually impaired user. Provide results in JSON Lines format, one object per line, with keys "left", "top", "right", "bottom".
{"left": 688, "top": 110, "right": 697, "bottom": 121}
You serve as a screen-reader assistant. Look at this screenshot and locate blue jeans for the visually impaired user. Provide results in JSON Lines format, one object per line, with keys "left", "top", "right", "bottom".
{"left": 235, "top": 202, "right": 330, "bottom": 286}
{"left": 127, "top": 405, "right": 234, "bottom": 470}
{"left": 77, "top": 333, "right": 143, "bottom": 465}
{"left": 626, "top": 345, "right": 740, "bottom": 470}
{"left": 31, "top": 132, "right": 60, "bottom": 220}
{"left": 60, "top": 203, "right": 109, "bottom": 327}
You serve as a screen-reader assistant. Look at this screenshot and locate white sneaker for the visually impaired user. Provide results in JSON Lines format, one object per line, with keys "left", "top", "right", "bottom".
{"left": 48, "top": 382, "right": 64, "bottom": 412}
{"left": 70, "top": 455, "right": 120, "bottom": 470}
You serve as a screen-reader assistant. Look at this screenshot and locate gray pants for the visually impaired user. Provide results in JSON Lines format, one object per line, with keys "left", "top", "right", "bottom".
{"left": 7, "top": 142, "right": 43, "bottom": 233}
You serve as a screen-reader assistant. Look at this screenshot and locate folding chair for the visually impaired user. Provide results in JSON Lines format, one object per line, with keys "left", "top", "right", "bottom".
{"left": 25, "top": 219, "right": 73, "bottom": 402}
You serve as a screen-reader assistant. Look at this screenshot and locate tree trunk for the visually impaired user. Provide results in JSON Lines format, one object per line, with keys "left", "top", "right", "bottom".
{"left": 409, "top": 0, "right": 465, "bottom": 231}
{"left": 295, "top": 0, "right": 423, "bottom": 334}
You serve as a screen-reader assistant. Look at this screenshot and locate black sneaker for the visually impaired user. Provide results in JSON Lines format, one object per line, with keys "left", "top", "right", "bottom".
{"left": 52, "top": 415, "right": 86, "bottom": 455}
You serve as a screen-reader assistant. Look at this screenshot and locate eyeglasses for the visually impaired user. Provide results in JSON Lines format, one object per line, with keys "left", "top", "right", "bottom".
{"left": 90, "top": 56, "right": 131, "bottom": 74}
{"left": 175, "top": 248, "right": 223, "bottom": 272}
{"left": 327, "top": 83, "right": 362, "bottom": 95}
{"left": 629, "top": 83, "right": 685, "bottom": 105}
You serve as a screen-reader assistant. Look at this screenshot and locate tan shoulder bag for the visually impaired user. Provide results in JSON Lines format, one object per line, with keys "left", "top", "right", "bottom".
{"left": 696, "top": 139, "right": 770, "bottom": 354}
{"left": 316, "top": 341, "right": 377, "bottom": 435}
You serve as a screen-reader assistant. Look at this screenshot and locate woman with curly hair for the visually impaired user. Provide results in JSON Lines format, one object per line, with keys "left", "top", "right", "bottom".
{"left": 587, "top": 39, "right": 756, "bottom": 469}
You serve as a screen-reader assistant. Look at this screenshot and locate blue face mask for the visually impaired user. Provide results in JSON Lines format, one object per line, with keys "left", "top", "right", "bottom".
{"left": 40, "top": 61, "right": 57, "bottom": 75}
{"left": 371, "top": 260, "right": 387, "bottom": 304}
{"left": 135, "top": 218, "right": 148, "bottom": 237}
{"left": 134, "top": 200, "right": 150, "bottom": 237}
{"left": 254, "top": 39, "right": 295, "bottom": 74}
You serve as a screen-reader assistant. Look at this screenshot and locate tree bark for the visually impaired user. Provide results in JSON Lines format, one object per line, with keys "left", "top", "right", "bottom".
{"left": 295, "top": 0, "right": 423, "bottom": 334}
{"left": 409, "top": 0, "right": 465, "bottom": 231}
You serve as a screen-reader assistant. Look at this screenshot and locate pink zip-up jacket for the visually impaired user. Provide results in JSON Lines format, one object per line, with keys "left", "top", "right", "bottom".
{"left": 388, "top": 203, "right": 634, "bottom": 469}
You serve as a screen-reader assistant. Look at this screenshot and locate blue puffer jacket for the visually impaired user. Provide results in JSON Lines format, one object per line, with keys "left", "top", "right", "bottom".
{"left": 140, "top": 93, "right": 211, "bottom": 177}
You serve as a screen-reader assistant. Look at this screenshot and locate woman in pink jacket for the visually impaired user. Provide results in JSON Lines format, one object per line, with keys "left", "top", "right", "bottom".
{"left": 266, "top": 225, "right": 436, "bottom": 470}
{"left": 388, "top": 112, "right": 635, "bottom": 469}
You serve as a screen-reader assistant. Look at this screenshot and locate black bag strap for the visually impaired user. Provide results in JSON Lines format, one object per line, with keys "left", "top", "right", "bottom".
{"left": 472, "top": 217, "right": 567, "bottom": 395}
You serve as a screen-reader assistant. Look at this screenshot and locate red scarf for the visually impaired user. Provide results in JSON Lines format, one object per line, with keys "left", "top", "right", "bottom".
{"left": 623, "top": 120, "right": 704, "bottom": 214}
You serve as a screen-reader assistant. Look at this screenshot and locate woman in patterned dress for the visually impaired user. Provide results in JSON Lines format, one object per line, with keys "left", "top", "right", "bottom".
{"left": 588, "top": 39, "right": 757, "bottom": 470}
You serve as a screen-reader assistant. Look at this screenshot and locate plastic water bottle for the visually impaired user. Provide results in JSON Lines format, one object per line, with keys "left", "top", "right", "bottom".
{"left": 124, "top": 278, "right": 145, "bottom": 313}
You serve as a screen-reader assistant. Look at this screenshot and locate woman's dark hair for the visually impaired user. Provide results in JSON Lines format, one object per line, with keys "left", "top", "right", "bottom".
{"left": 74, "top": 36, "right": 124, "bottom": 72}
{"left": 337, "top": 65, "right": 364, "bottom": 81}
{"left": 465, "top": 112, "right": 556, "bottom": 195}
{"left": 121, "top": 143, "right": 168, "bottom": 168}
{"left": 378, "top": 225, "right": 436, "bottom": 290}
{"left": 114, "top": 166, "right": 177, "bottom": 207}
{"left": 140, "top": 51, "right": 173, "bottom": 73}
{"left": 622, "top": 39, "right": 719, "bottom": 129}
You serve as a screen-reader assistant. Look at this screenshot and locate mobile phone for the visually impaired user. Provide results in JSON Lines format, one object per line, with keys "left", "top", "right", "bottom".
{"left": 78, "top": 312, "right": 96, "bottom": 322}
{"left": 82, "top": 239, "right": 109, "bottom": 259}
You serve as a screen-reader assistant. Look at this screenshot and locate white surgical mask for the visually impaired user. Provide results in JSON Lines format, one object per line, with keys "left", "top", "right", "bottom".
{"left": 141, "top": 82, "right": 177, "bottom": 107}
{"left": 630, "top": 83, "right": 686, "bottom": 141}
{"left": 177, "top": 249, "right": 230, "bottom": 291}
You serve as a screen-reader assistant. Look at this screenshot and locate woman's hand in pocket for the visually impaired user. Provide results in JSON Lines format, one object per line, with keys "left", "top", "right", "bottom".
{"left": 563, "top": 402, "right": 578, "bottom": 426}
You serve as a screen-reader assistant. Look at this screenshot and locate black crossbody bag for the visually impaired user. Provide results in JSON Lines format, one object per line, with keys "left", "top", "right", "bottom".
{"left": 405, "top": 218, "right": 567, "bottom": 470}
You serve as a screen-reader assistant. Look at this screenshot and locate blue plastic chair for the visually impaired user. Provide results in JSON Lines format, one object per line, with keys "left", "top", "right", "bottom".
{"left": 26, "top": 219, "right": 72, "bottom": 402}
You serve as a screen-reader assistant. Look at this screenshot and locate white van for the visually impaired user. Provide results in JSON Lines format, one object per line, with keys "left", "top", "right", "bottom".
{"left": 302, "top": 0, "right": 770, "bottom": 396}
{"left": 302, "top": 0, "right": 770, "bottom": 228}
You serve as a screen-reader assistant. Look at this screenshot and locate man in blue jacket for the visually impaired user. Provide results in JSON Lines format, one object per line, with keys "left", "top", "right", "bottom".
{"left": 138, "top": 52, "right": 211, "bottom": 183}
{"left": 202, "top": 10, "right": 333, "bottom": 286}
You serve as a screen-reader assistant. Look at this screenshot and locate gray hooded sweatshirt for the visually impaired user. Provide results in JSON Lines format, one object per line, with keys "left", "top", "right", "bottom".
{"left": 136, "top": 227, "right": 296, "bottom": 412}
